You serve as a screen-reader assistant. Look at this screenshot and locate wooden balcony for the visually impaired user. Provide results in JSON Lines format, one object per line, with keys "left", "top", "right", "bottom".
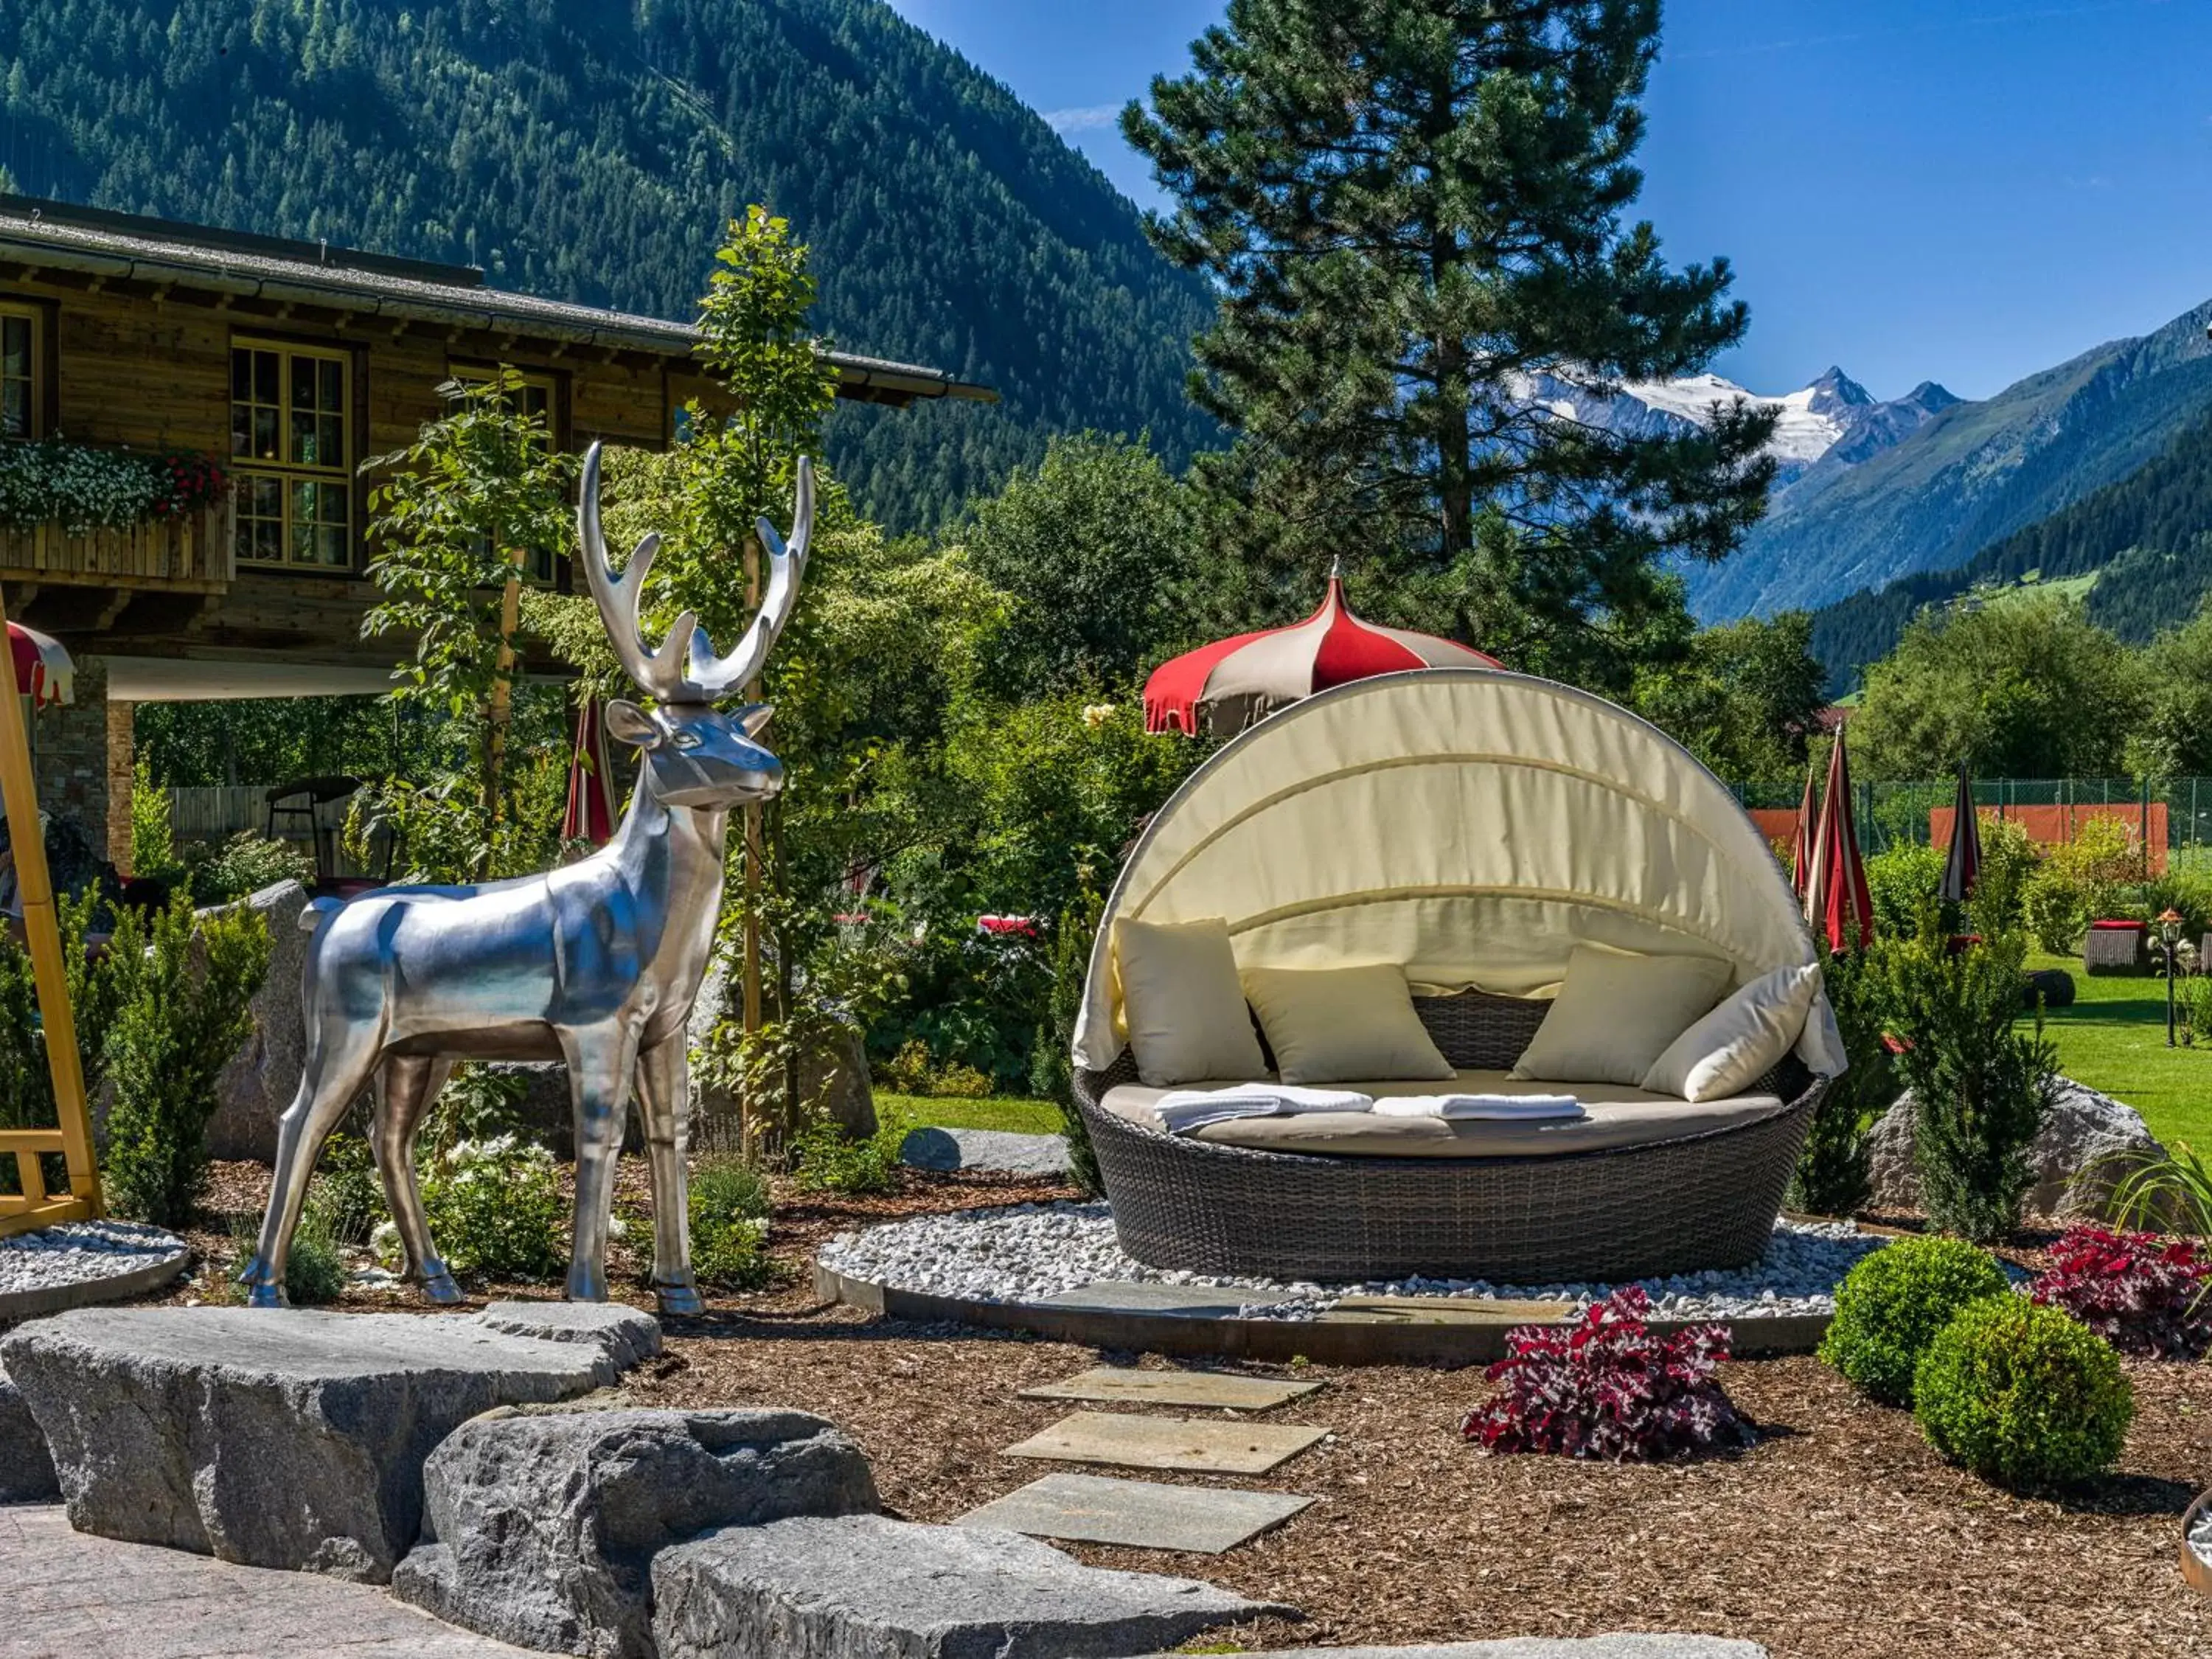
{"left": 0, "top": 495, "right": 235, "bottom": 594}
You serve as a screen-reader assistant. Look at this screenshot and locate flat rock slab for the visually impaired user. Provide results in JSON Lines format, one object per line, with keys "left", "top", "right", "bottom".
{"left": 1020, "top": 1364, "right": 1322, "bottom": 1411}
{"left": 1319, "top": 1296, "right": 1576, "bottom": 1326}
{"left": 651, "top": 1513, "right": 1292, "bottom": 1658}
{"left": 1034, "top": 1281, "right": 1274, "bottom": 1318}
{"left": 0, "top": 1307, "right": 613, "bottom": 1583}
{"left": 959, "top": 1471, "right": 1312, "bottom": 1554}
{"left": 1138, "top": 1641, "right": 1766, "bottom": 1658}
{"left": 900, "top": 1125, "right": 1071, "bottom": 1177}
{"left": 0, "top": 1362, "right": 58, "bottom": 1503}
{"left": 0, "top": 1504, "right": 542, "bottom": 1657}
{"left": 395, "top": 1407, "right": 878, "bottom": 1659}
{"left": 474, "top": 1299, "right": 662, "bottom": 1370}
{"left": 1004, "top": 1410, "right": 1327, "bottom": 1475}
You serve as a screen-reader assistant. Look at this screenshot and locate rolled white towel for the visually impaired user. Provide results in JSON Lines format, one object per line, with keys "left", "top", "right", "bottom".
{"left": 1370, "top": 1093, "right": 1585, "bottom": 1121}
{"left": 1152, "top": 1084, "right": 1374, "bottom": 1134}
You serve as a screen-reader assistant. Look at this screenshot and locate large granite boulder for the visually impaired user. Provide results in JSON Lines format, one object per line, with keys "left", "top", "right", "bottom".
{"left": 0, "top": 1361, "right": 58, "bottom": 1502}
{"left": 1867, "top": 1077, "right": 2164, "bottom": 1220}
{"left": 651, "top": 1514, "right": 1290, "bottom": 1659}
{"left": 206, "top": 879, "right": 313, "bottom": 1161}
{"left": 686, "top": 955, "right": 876, "bottom": 1144}
{"left": 474, "top": 1300, "right": 662, "bottom": 1371}
{"left": 395, "top": 1408, "right": 878, "bottom": 1658}
{"left": 0, "top": 1307, "right": 616, "bottom": 1580}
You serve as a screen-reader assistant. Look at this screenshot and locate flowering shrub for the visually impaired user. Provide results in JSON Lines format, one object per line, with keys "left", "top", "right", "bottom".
{"left": 402, "top": 1135, "right": 567, "bottom": 1281}
{"left": 2029, "top": 1225, "right": 2212, "bottom": 1359}
{"left": 1462, "top": 1287, "right": 1753, "bottom": 1461}
{"left": 0, "top": 436, "right": 227, "bottom": 533}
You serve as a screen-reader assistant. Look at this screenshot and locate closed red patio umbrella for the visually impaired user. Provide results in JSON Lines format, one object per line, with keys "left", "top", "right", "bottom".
{"left": 1790, "top": 762, "right": 1815, "bottom": 901}
{"left": 1940, "top": 760, "right": 1980, "bottom": 905}
{"left": 1144, "top": 565, "right": 1498, "bottom": 737}
{"left": 1805, "top": 727, "right": 1874, "bottom": 953}
{"left": 562, "top": 696, "right": 616, "bottom": 845}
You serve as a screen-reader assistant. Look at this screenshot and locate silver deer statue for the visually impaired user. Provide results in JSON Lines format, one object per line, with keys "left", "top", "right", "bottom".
{"left": 240, "top": 443, "right": 813, "bottom": 1312}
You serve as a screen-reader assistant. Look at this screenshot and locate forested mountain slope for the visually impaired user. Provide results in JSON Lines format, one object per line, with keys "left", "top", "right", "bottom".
{"left": 1809, "top": 407, "right": 2212, "bottom": 692}
{"left": 1688, "top": 298, "right": 2212, "bottom": 621}
{"left": 0, "top": 0, "right": 1217, "bottom": 526}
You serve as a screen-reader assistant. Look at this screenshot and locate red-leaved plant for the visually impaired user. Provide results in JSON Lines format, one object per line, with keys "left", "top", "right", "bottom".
{"left": 1462, "top": 1286, "right": 1753, "bottom": 1461}
{"left": 2028, "top": 1225, "right": 2212, "bottom": 1359}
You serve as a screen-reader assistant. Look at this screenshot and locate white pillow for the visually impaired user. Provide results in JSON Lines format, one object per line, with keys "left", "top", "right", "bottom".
{"left": 1115, "top": 917, "right": 1267, "bottom": 1087}
{"left": 1509, "top": 947, "right": 1733, "bottom": 1086}
{"left": 1240, "top": 964, "right": 1455, "bottom": 1085}
{"left": 1642, "top": 961, "right": 1822, "bottom": 1102}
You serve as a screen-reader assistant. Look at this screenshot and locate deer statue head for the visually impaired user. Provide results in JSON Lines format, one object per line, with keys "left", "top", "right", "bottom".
{"left": 578, "top": 441, "right": 814, "bottom": 808}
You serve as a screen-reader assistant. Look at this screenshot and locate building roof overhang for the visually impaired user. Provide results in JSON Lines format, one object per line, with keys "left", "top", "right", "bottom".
{"left": 0, "top": 195, "right": 998, "bottom": 410}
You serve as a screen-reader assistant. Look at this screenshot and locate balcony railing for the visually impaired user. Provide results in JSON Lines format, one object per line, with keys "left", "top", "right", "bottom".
{"left": 0, "top": 493, "right": 236, "bottom": 591}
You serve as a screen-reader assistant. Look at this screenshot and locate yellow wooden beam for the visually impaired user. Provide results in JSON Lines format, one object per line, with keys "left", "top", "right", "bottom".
{"left": 0, "top": 580, "right": 100, "bottom": 1222}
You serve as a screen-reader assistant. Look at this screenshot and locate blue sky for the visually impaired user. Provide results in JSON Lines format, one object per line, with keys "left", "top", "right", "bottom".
{"left": 884, "top": 0, "right": 2212, "bottom": 403}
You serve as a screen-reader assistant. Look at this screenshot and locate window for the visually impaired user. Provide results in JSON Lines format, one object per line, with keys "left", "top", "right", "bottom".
{"left": 231, "top": 341, "right": 352, "bottom": 568}
{"left": 453, "top": 366, "right": 561, "bottom": 583}
{"left": 0, "top": 303, "right": 42, "bottom": 439}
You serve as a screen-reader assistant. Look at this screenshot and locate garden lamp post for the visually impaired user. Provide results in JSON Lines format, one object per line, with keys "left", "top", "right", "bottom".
{"left": 2161, "top": 908, "right": 2185, "bottom": 1046}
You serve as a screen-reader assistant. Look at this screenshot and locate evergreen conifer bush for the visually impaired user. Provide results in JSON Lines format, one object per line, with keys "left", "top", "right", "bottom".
{"left": 103, "top": 896, "right": 272, "bottom": 1228}
{"left": 1787, "top": 943, "right": 1888, "bottom": 1217}
{"left": 1874, "top": 926, "right": 2056, "bottom": 1241}
{"left": 1913, "top": 1296, "right": 2133, "bottom": 1490}
{"left": 1820, "top": 1236, "right": 2013, "bottom": 1405}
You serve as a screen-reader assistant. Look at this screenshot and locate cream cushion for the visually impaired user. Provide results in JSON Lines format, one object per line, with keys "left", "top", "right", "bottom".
{"left": 1509, "top": 947, "right": 1733, "bottom": 1086}
{"left": 1239, "top": 964, "right": 1455, "bottom": 1085}
{"left": 1101, "top": 1070, "right": 1786, "bottom": 1158}
{"left": 1114, "top": 917, "right": 1267, "bottom": 1088}
{"left": 1642, "top": 961, "right": 1823, "bottom": 1102}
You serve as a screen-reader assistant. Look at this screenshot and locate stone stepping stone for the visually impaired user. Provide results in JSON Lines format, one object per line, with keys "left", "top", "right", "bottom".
{"left": 959, "top": 1470, "right": 1312, "bottom": 1554}
{"left": 1021, "top": 1363, "right": 1322, "bottom": 1412}
{"left": 1033, "top": 1280, "right": 1267, "bottom": 1318}
{"left": 1004, "top": 1409, "right": 1326, "bottom": 1475}
{"left": 1318, "top": 1295, "right": 1575, "bottom": 1326}
{"left": 0, "top": 1307, "right": 617, "bottom": 1582}
{"left": 652, "top": 1512, "right": 1292, "bottom": 1658}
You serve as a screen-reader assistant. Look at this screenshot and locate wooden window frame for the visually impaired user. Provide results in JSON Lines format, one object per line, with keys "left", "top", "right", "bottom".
{"left": 449, "top": 361, "right": 569, "bottom": 588}
{"left": 231, "top": 336, "right": 357, "bottom": 573}
{"left": 0, "top": 299, "right": 46, "bottom": 441}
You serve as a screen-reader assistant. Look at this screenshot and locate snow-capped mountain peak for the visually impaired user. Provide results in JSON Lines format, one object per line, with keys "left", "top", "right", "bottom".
{"left": 1526, "top": 365, "right": 1955, "bottom": 487}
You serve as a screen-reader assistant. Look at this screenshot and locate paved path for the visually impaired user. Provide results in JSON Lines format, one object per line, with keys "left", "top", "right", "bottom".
{"left": 0, "top": 1506, "right": 538, "bottom": 1658}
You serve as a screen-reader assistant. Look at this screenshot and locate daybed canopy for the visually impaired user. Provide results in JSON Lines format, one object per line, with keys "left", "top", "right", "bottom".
{"left": 1074, "top": 668, "right": 1843, "bottom": 1076}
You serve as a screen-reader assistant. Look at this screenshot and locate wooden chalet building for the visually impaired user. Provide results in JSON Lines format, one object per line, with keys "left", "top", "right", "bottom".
{"left": 0, "top": 195, "right": 992, "bottom": 863}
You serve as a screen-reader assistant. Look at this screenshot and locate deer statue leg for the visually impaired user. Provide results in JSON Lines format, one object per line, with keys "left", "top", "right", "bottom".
{"left": 560, "top": 1022, "right": 639, "bottom": 1303}
{"left": 633, "top": 1033, "right": 703, "bottom": 1317}
{"left": 371, "top": 1055, "right": 464, "bottom": 1306}
{"left": 239, "top": 1022, "right": 385, "bottom": 1309}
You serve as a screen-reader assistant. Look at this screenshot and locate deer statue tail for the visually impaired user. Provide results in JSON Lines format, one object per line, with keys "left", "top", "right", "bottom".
{"left": 299, "top": 896, "right": 344, "bottom": 933}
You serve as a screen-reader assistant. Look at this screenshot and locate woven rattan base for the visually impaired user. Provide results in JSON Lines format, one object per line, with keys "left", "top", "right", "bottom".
{"left": 1076, "top": 990, "right": 1825, "bottom": 1285}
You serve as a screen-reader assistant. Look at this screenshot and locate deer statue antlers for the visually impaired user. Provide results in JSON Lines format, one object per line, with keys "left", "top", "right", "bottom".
{"left": 577, "top": 441, "right": 816, "bottom": 704}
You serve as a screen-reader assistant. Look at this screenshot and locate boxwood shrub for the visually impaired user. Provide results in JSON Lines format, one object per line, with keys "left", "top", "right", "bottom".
{"left": 1819, "top": 1235, "right": 2012, "bottom": 1405}
{"left": 1913, "top": 1296, "right": 2132, "bottom": 1490}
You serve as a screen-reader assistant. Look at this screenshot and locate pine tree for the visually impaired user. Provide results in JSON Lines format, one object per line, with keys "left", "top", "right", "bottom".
{"left": 1124, "top": 0, "right": 1777, "bottom": 690}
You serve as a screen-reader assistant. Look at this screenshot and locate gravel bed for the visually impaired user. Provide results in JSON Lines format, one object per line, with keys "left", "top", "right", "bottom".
{"left": 818, "top": 1200, "right": 1891, "bottom": 1321}
{"left": 0, "top": 1219, "right": 189, "bottom": 1300}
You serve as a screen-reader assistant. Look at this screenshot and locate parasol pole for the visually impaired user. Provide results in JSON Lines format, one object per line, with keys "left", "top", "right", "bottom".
{"left": 0, "top": 592, "right": 100, "bottom": 1228}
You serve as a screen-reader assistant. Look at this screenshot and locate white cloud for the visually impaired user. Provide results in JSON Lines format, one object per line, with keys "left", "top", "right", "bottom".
{"left": 1045, "top": 103, "right": 1124, "bottom": 136}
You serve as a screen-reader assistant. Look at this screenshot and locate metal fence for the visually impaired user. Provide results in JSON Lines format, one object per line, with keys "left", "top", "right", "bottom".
{"left": 1733, "top": 777, "right": 2212, "bottom": 866}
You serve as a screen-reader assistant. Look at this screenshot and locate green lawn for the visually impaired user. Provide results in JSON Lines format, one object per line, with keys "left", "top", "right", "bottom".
{"left": 2024, "top": 950, "right": 2212, "bottom": 1150}
{"left": 877, "top": 1093, "right": 1064, "bottom": 1135}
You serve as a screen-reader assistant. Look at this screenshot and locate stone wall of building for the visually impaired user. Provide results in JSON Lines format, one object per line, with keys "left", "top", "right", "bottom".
{"left": 32, "top": 654, "right": 111, "bottom": 863}
{"left": 105, "top": 695, "right": 133, "bottom": 874}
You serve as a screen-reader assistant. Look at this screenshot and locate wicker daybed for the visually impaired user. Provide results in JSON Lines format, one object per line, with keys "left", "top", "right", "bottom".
{"left": 1070, "top": 668, "right": 1844, "bottom": 1287}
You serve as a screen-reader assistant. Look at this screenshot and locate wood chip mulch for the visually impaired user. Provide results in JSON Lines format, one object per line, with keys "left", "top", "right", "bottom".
{"left": 145, "top": 1162, "right": 2212, "bottom": 1655}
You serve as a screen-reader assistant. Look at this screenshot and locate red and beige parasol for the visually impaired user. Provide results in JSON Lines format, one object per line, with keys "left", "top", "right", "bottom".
{"left": 1144, "top": 568, "right": 1498, "bottom": 737}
